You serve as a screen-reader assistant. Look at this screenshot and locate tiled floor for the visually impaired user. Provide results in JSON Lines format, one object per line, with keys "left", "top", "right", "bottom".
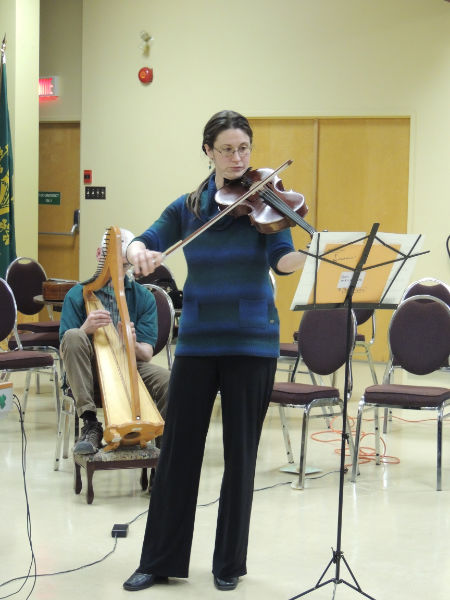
{"left": 2, "top": 359, "right": 449, "bottom": 600}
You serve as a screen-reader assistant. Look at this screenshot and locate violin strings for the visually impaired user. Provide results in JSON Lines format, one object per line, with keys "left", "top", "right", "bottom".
{"left": 260, "top": 185, "right": 315, "bottom": 236}
{"left": 240, "top": 172, "right": 313, "bottom": 235}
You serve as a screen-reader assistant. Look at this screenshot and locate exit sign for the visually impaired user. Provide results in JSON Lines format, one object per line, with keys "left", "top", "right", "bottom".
{"left": 39, "top": 76, "right": 59, "bottom": 99}
{"left": 39, "top": 191, "right": 61, "bottom": 205}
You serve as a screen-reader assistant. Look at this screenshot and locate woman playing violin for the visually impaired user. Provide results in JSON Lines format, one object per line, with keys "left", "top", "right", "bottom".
{"left": 124, "top": 110, "right": 307, "bottom": 593}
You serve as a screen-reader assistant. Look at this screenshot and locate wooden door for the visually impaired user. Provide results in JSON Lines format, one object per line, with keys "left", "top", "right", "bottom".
{"left": 249, "top": 118, "right": 318, "bottom": 345}
{"left": 38, "top": 122, "right": 80, "bottom": 281}
{"left": 316, "top": 118, "right": 410, "bottom": 362}
{"left": 248, "top": 117, "right": 410, "bottom": 362}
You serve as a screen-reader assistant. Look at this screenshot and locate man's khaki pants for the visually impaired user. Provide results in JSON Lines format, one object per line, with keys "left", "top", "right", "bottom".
{"left": 61, "top": 328, "right": 169, "bottom": 420}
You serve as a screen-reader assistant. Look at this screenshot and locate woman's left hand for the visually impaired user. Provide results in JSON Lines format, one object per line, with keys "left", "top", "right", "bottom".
{"left": 276, "top": 250, "right": 306, "bottom": 273}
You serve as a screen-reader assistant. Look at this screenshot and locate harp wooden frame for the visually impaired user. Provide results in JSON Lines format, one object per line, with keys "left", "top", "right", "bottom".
{"left": 83, "top": 226, "right": 164, "bottom": 451}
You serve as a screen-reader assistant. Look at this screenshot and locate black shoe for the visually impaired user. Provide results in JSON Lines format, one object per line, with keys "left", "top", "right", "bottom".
{"left": 123, "top": 571, "right": 168, "bottom": 591}
{"left": 73, "top": 421, "right": 103, "bottom": 454}
{"left": 213, "top": 575, "right": 239, "bottom": 591}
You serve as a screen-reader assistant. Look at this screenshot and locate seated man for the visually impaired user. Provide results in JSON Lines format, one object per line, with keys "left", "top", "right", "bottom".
{"left": 59, "top": 228, "right": 170, "bottom": 454}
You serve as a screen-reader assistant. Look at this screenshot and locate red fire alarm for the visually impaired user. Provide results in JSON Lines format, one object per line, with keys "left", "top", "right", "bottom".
{"left": 138, "top": 67, "right": 153, "bottom": 84}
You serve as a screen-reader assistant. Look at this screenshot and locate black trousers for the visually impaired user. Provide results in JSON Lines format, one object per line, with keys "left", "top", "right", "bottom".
{"left": 138, "top": 355, "right": 277, "bottom": 579}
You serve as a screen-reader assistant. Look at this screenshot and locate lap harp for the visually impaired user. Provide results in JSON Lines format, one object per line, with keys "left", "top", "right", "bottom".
{"left": 83, "top": 225, "right": 164, "bottom": 451}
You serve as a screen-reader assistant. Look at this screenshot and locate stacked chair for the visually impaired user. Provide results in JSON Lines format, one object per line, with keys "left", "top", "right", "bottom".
{"left": 6, "top": 258, "right": 61, "bottom": 381}
{"left": 6, "top": 256, "right": 61, "bottom": 332}
{"left": 0, "top": 278, "right": 60, "bottom": 420}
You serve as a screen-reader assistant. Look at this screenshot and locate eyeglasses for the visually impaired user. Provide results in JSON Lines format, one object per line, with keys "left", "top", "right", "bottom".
{"left": 213, "top": 144, "right": 251, "bottom": 158}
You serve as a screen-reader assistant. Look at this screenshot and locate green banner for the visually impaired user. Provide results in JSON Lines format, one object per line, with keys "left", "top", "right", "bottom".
{"left": 0, "top": 45, "right": 16, "bottom": 279}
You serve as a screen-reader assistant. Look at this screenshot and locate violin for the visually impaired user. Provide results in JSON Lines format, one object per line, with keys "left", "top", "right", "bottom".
{"left": 215, "top": 166, "right": 315, "bottom": 238}
{"left": 163, "top": 160, "right": 314, "bottom": 259}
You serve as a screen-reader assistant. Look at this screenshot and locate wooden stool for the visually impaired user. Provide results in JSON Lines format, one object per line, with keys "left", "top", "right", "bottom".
{"left": 73, "top": 444, "right": 160, "bottom": 504}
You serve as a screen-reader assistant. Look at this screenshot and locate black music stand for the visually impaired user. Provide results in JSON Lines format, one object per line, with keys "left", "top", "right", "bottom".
{"left": 287, "top": 224, "right": 427, "bottom": 600}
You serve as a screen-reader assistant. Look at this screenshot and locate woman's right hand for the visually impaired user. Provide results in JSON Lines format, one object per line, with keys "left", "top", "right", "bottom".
{"left": 126, "top": 241, "right": 164, "bottom": 276}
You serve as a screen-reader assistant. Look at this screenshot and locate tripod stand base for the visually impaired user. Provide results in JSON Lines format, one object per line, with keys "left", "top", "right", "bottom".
{"left": 289, "top": 550, "right": 376, "bottom": 600}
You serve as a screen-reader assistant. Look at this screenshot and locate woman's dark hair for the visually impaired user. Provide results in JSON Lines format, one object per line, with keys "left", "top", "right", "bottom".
{"left": 201, "top": 110, "right": 253, "bottom": 155}
{"left": 186, "top": 111, "right": 253, "bottom": 217}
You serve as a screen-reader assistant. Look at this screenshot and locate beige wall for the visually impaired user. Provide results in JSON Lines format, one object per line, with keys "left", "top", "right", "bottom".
{"left": 39, "top": 0, "right": 81, "bottom": 122}
{"left": 78, "top": 0, "right": 450, "bottom": 284}
{"left": 6, "top": 0, "right": 450, "bottom": 287}
{"left": 1, "top": 0, "right": 39, "bottom": 259}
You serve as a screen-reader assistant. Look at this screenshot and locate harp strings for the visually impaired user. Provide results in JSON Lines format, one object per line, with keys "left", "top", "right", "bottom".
{"left": 94, "top": 281, "right": 133, "bottom": 409}
{"left": 83, "top": 225, "right": 143, "bottom": 422}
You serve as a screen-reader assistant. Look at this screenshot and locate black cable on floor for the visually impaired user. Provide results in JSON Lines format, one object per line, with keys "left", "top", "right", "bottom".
{"left": 0, "top": 539, "right": 118, "bottom": 592}
{"left": 0, "top": 396, "right": 120, "bottom": 598}
{"left": 1, "top": 399, "right": 342, "bottom": 595}
{"left": 0, "top": 397, "right": 36, "bottom": 600}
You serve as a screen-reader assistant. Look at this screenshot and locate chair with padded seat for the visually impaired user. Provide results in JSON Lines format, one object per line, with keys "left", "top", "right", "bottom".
{"left": 270, "top": 307, "right": 357, "bottom": 490}
{"left": 136, "top": 264, "right": 182, "bottom": 308}
{"left": 351, "top": 295, "right": 450, "bottom": 490}
{"left": 279, "top": 312, "right": 365, "bottom": 390}
{"left": 274, "top": 270, "right": 307, "bottom": 383}
{"left": 6, "top": 256, "right": 61, "bottom": 332}
{"left": 6, "top": 257, "right": 60, "bottom": 360}
{"left": 401, "top": 277, "right": 450, "bottom": 305}
{"left": 7, "top": 329, "right": 60, "bottom": 353}
{"left": 73, "top": 443, "right": 160, "bottom": 504}
{"left": 140, "top": 283, "right": 175, "bottom": 369}
{"left": 0, "top": 278, "right": 60, "bottom": 422}
{"left": 382, "top": 278, "right": 450, "bottom": 432}
{"left": 6, "top": 257, "right": 62, "bottom": 391}
{"left": 352, "top": 308, "right": 378, "bottom": 386}
{"left": 136, "top": 264, "right": 183, "bottom": 342}
{"left": 6, "top": 322, "right": 61, "bottom": 391}
{"left": 277, "top": 327, "right": 310, "bottom": 384}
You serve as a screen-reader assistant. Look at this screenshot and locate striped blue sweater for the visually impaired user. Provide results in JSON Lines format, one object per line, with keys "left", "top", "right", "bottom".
{"left": 135, "top": 176, "right": 295, "bottom": 358}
